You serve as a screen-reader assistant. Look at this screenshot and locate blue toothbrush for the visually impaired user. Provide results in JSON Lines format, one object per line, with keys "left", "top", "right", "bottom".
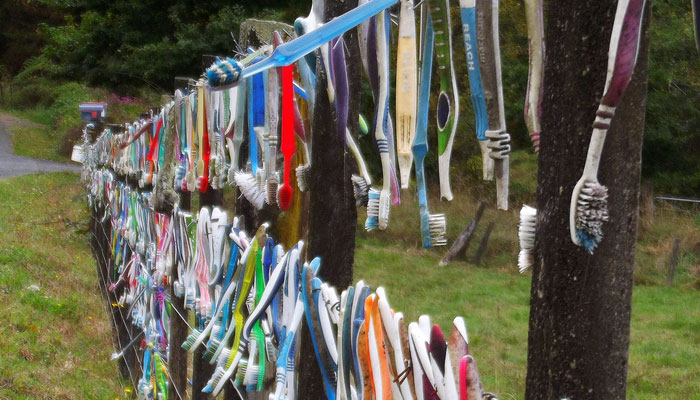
{"left": 413, "top": 14, "right": 447, "bottom": 248}
{"left": 460, "top": 0, "right": 494, "bottom": 180}
{"left": 205, "top": 0, "right": 398, "bottom": 88}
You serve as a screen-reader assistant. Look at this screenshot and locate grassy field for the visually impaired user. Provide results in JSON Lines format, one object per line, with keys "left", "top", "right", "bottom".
{"left": 0, "top": 173, "right": 122, "bottom": 399}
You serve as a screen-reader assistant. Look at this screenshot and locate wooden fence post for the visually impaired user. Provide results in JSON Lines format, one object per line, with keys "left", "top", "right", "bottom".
{"left": 472, "top": 221, "right": 494, "bottom": 266}
{"left": 440, "top": 201, "right": 486, "bottom": 266}
{"left": 667, "top": 237, "right": 681, "bottom": 286}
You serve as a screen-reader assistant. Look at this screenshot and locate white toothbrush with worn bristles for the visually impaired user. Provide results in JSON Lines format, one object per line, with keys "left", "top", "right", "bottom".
{"left": 570, "top": 0, "right": 646, "bottom": 252}
{"left": 518, "top": 205, "right": 537, "bottom": 273}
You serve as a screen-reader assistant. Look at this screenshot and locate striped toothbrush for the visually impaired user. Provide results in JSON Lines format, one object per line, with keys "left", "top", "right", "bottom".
{"left": 414, "top": 13, "right": 447, "bottom": 248}
{"left": 460, "top": 0, "right": 494, "bottom": 180}
{"left": 476, "top": 0, "right": 511, "bottom": 210}
{"left": 367, "top": 10, "right": 396, "bottom": 231}
{"left": 396, "top": 0, "right": 418, "bottom": 189}
{"left": 524, "top": 0, "right": 545, "bottom": 153}
{"left": 428, "top": 0, "right": 460, "bottom": 201}
{"left": 570, "top": 0, "right": 647, "bottom": 252}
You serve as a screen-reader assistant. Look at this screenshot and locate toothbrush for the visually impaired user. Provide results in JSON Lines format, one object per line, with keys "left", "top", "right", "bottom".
{"left": 302, "top": 261, "right": 337, "bottom": 399}
{"left": 366, "top": 294, "right": 392, "bottom": 399}
{"left": 477, "top": 0, "right": 511, "bottom": 210}
{"left": 428, "top": 0, "right": 460, "bottom": 201}
{"left": 347, "top": 130, "right": 374, "bottom": 207}
{"left": 447, "top": 317, "right": 469, "bottom": 394}
{"left": 205, "top": 0, "right": 399, "bottom": 89}
{"left": 278, "top": 64, "right": 296, "bottom": 211}
{"left": 518, "top": 205, "right": 537, "bottom": 272}
{"left": 524, "top": 0, "right": 545, "bottom": 153}
{"left": 430, "top": 324, "right": 459, "bottom": 399}
{"left": 460, "top": 0, "right": 494, "bottom": 180}
{"left": 414, "top": 13, "right": 447, "bottom": 248}
{"left": 265, "top": 58, "right": 280, "bottom": 206}
{"left": 294, "top": 0, "right": 326, "bottom": 75}
{"left": 370, "top": 10, "right": 395, "bottom": 231}
{"left": 570, "top": 0, "right": 646, "bottom": 252}
{"left": 396, "top": 0, "right": 418, "bottom": 189}
{"left": 376, "top": 289, "right": 412, "bottom": 399}
{"left": 366, "top": 14, "right": 401, "bottom": 206}
{"left": 228, "top": 80, "right": 246, "bottom": 183}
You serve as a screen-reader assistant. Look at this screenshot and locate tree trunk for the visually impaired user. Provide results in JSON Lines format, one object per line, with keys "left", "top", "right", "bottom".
{"left": 525, "top": 2, "right": 650, "bottom": 399}
{"left": 298, "top": 0, "right": 361, "bottom": 397}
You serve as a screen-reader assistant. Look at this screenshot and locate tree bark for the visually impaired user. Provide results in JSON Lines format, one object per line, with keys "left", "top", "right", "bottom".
{"left": 298, "top": 0, "right": 361, "bottom": 397}
{"left": 525, "top": 2, "right": 650, "bottom": 399}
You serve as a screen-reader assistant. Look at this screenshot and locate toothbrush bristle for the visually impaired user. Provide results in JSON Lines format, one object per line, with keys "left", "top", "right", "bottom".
{"left": 235, "top": 170, "right": 266, "bottom": 209}
{"left": 378, "top": 190, "right": 391, "bottom": 230}
{"left": 265, "top": 339, "right": 277, "bottom": 362}
{"left": 203, "top": 338, "right": 220, "bottom": 361}
{"left": 351, "top": 175, "right": 369, "bottom": 207}
{"left": 365, "top": 188, "right": 381, "bottom": 231}
{"left": 267, "top": 177, "right": 279, "bottom": 206}
{"left": 206, "top": 57, "right": 242, "bottom": 87}
{"left": 518, "top": 205, "right": 537, "bottom": 273}
{"left": 428, "top": 213, "right": 447, "bottom": 246}
{"left": 181, "top": 329, "right": 201, "bottom": 351}
{"left": 575, "top": 182, "right": 609, "bottom": 253}
{"left": 202, "top": 367, "right": 225, "bottom": 393}
{"left": 295, "top": 164, "right": 309, "bottom": 192}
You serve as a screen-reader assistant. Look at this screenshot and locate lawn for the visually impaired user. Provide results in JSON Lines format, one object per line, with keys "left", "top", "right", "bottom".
{"left": 0, "top": 169, "right": 698, "bottom": 399}
{"left": 0, "top": 172, "right": 122, "bottom": 399}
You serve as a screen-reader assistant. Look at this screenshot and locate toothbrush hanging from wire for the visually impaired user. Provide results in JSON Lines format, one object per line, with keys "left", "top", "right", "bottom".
{"left": 414, "top": 13, "right": 447, "bottom": 248}
{"left": 523, "top": 0, "right": 545, "bottom": 153}
{"left": 366, "top": 10, "right": 397, "bottom": 231}
{"left": 428, "top": 0, "right": 460, "bottom": 202}
{"left": 204, "top": 0, "right": 399, "bottom": 89}
{"left": 476, "top": 0, "right": 511, "bottom": 210}
{"left": 570, "top": 0, "right": 647, "bottom": 252}
{"left": 460, "top": 0, "right": 494, "bottom": 180}
{"left": 396, "top": 0, "right": 418, "bottom": 189}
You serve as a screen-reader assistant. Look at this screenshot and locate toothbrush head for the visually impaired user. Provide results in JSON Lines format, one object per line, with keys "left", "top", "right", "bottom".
{"left": 266, "top": 175, "right": 279, "bottom": 206}
{"left": 235, "top": 170, "right": 266, "bottom": 210}
{"left": 203, "top": 338, "right": 220, "bottom": 361}
{"left": 206, "top": 57, "right": 242, "bottom": 87}
{"left": 518, "top": 205, "right": 537, "bottom": 273}
{"left": 265, "top": 336, "right": 277, "bottom": 362}
{"left": 202, "top": 366, "right": 225, "bottom": 393}
{"left": 295, "top": 164, "right": 310, "bottom": 192}
{"left": 428, "top": 213, "right": 447, "bottom": 247}
{"left": 365, "top": 188, "right": 381, "bottom": 231}
{"left": 575, "top": 181, "right": 609, "bottom": 253}
{"left": 351, "top": 175, "right": 369, "bottom": 207}
{"left": 378, "top": 188, "right": 391, "bottom": 230}
{"left": 181, "top": 329, "right": 201, "bottom": 352}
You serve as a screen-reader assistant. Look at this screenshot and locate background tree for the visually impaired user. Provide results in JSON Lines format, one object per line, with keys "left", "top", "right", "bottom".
{"left": 526, "top": 1, "right": 651, "bottom": 399}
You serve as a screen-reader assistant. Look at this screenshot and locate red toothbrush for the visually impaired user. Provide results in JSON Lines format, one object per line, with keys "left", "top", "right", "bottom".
{"left": 277, "top": 64, "right": 295, "bottom": 210}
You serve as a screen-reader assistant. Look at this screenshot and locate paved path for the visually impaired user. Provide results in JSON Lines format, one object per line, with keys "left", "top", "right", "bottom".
{"left": 0, "top": 119, "right": 82, "bottom": 179}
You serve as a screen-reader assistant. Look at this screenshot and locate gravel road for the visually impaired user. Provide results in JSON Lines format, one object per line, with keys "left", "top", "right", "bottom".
{"left": 0, "top": 119, "right": 82, "bottom": 179}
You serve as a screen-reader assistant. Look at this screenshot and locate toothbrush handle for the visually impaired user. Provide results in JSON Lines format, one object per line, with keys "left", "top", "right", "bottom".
{"left": 239, "top": 0, "right": 399, "bottom": 81}
{"left": 281, "top": 65, "right": 295, "bottom": 186}
{"left": 582, "top": 105, "right": 615, "bottom": 180}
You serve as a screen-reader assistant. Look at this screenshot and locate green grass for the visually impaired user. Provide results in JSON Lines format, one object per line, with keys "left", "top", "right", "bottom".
{"left": 0, "top": 111, "right": 68, "bottom": 161}
{"left": 355, "top": 234, "right": 700, "bottom": 399}
{"left": 0, "top": 172, "right": 121, "bottom": 399}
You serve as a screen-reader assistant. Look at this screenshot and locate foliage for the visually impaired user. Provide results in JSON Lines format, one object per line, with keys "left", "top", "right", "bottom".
{"left": 2, "top": 0, "right": 700, "bottom": 194}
